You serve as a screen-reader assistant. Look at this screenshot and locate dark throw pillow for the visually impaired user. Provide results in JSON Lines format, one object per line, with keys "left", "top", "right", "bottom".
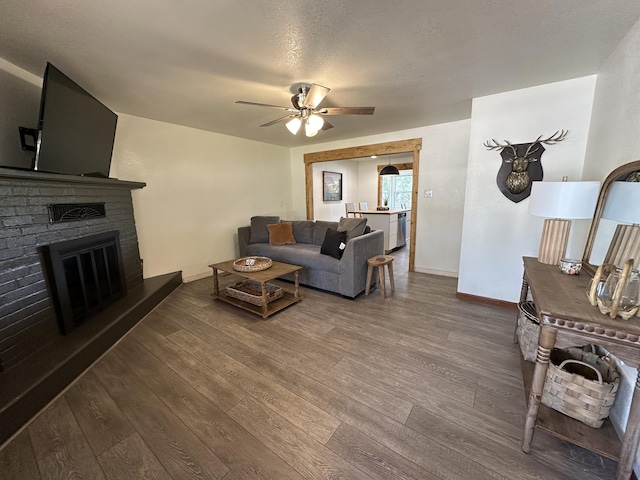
{"left": 250, "top": 216, "right": 280, "bottom": 243}
{"left": 320, "top": 229, "right": 348, "bottom": 259}
{"left": 267, "top": 222, "right": 297, "bottom": 245}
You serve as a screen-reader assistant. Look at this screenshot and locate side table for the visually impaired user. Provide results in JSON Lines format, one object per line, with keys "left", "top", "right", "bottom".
{"left": 365, "top": 255, "right": 395, "bottom": 298}
{"left": 520, "top": 257, "right": 640, "bottom": 480}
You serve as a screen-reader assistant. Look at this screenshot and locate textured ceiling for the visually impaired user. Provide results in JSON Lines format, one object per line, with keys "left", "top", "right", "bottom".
{"left": 2, "top": 1, "right": 640, "bottom": 147}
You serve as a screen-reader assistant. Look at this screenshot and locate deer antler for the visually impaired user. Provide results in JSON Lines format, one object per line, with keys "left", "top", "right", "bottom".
{"left": 524, "top": 142, "right": 540, "bottom": 158}
{"left": 484, "top": 139, "right": 509, "bottom": 150}
{"left": 537, "top": 130, "right": 568, "bottom": 145}
{"left": 484, "top": 139, "right": 517, "bottom": 158}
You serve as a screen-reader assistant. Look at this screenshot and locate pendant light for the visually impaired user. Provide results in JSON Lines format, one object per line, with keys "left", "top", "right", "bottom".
{"left": 380, "top": 155, "right": 399, "bottom": 176}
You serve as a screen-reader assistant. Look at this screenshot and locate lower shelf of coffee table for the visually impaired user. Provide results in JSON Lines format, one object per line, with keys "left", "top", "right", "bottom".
{"left": 520, "top": 355, "right": 621, "bottom": 460}
{"left": 212, "top": 290, "right": 302, "bottom": 318}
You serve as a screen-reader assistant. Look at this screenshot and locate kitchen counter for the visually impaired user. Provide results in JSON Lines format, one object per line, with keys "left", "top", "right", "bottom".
{"left": 354, "top": 209, "right": 410, "bottom": 252}
{"left": 353, "top": 208, "right": 410, "bottom": 215}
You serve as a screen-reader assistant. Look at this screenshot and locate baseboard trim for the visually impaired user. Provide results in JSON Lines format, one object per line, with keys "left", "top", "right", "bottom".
{"left": 413, "top": 267, "right": 458, "bottom": 278}
{"left": 183, "top": 271, "right": 212, "bottom": 283}
{"left": 456, "top": 291, "right": 517, "bottom": 309}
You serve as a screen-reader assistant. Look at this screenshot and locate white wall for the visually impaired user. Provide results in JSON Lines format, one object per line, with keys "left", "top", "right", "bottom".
{"left": 312, "top": 160, "right": 359, "bottom": 221}
{"left": 584, "top": 18, "right": 640, "bottom": 180}
{"left": 582, "top": 17, "right": 640, "bottom": 466}
{"left": 458, "top": 76, "right": 597, "bottom": 302}
{"left": 0, "top": 59, "right": 43, "bottom": 169}
{"left": 414, "top": 120, "right": 470, "bottom": 276}
{"left": 110, "top": 114, "right": 291, "bottom": 281}
{"left": 357, "top": 159, "right": 383, "bottom": 209}
{"left": 290, "top": 119, "right": 470, "bottom": 276}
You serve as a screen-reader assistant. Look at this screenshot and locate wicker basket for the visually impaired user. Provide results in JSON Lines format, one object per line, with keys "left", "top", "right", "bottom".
{"left": 541, "top": 345, "right": 620, "bottom": 428}
{"left": 226, "top": 279, "right": 283, "bottom": 306}
{"left": 232, "top": 256, "right": 272, "bottom": 272}
{"left": 516, "top": 301, "right": 539, "bottom": 362}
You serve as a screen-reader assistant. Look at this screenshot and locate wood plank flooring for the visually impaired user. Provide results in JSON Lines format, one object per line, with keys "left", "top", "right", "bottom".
{"left": 0, "top": 251, "right": 619, "bottom": 479}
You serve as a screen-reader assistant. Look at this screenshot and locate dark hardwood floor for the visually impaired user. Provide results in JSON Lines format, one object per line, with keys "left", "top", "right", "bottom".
{"left": 0, "top": 250, "right": 619, "bottom": 479}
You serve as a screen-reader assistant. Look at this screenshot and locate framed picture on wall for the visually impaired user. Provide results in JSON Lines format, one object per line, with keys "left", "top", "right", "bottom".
{"left": 323, "top": 171, "right": 342, "bottom": 202}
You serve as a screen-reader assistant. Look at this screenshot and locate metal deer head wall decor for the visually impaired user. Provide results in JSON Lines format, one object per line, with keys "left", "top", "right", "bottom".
{"left": 484, "top": 130, "right": 568, "bottom": 203}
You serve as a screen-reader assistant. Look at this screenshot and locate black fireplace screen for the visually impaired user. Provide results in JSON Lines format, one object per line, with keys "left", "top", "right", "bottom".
{"left": 43, "top": 231, "right": 126, "bottom": 334}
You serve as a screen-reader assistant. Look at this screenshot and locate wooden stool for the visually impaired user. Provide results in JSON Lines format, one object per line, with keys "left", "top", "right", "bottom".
{"left": 365, "top": 255, "right": 395, "bottom": 298}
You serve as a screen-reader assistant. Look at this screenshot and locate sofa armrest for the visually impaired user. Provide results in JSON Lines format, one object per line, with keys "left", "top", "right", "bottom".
{"left": 339, "top": 230, "right": 384, "bottom": 298}
{"left": 238, "top": 226, "right": 251, "bottom": 257}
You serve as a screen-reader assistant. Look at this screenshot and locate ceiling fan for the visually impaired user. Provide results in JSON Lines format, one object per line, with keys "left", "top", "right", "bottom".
{"left": 236, "top": 84, "right": 375, "bottom": 137}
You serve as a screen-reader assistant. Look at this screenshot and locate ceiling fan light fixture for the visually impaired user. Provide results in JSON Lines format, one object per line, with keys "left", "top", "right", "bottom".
{"left": 304, "top": 124, "right": 319, "bottom": 137}
{"left": 236, "top": 82, "right": 375, "bottom": 138}
{"left": 304, "top": 114, "right": 323, "bottom": 137}
{"left": 286, "top": 117, "right": 302, "bottom": 135}
{"left": 307, "top": 113, "right": 324, "bottom": 131}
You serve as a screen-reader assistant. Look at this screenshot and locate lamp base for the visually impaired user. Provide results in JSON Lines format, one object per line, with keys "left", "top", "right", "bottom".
{"left": 604, "top": 224, "right": 640, "bottom": 268}
{"left": 538, "top": 218, "right": 571, "bottom": 265}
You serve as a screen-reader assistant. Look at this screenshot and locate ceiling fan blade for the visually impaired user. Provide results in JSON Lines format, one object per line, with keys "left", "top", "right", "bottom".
{"left": 303, "top": 84, "right": 330, "bottom": 109}
{"left": 259, "top": 115, "right": 297, "bottom": 127}
{"left": 236, "top": 101, "right": 297, "bottom": 112}
{"left": 319, "top": 107, "right": 375, "bottom": 115}
{"left": 321, "top": 120, "right": 334, "bottom": 131}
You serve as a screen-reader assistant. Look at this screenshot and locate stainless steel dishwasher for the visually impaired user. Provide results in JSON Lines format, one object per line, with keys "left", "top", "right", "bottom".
{"left": 397, "top": 212, "right": 407, "bottom": 248}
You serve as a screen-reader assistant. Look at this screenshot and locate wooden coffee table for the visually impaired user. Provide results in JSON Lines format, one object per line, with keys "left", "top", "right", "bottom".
{"left": 209, "top": 259, "right": 303, "bottom": 319}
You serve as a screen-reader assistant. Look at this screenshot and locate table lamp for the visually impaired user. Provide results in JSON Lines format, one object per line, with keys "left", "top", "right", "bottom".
{"left": 602, "top": 181, "right": 640, "bottom": 267}
{"left": 528, "top": 179, "right": 601, "bottom": 265}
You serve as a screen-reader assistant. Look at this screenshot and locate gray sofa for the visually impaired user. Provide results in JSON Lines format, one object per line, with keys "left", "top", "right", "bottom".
{"left": 238, "top": 219, "right": 384, "bottom": 298}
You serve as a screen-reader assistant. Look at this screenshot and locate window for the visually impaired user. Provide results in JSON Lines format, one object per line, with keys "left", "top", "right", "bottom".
{"left": 381, "top": 169, "right": 412, "bottom": 208}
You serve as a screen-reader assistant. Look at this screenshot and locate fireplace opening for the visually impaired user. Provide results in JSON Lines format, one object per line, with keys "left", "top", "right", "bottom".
{"left": 43, "top": 231, "right": 126, "bottom": 334}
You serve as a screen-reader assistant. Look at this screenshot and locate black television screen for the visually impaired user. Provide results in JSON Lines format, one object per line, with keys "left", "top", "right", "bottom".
{"left": 34, "top": 63, "right": 117, "bottom": 178}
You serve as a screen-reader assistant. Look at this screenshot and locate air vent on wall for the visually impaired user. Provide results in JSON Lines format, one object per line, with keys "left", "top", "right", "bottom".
{"left": 48, "top": 203, "right": 106, "bottom": 223}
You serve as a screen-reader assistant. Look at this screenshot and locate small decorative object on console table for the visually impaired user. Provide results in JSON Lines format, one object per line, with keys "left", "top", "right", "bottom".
{"left": 519, "top": 257, "right": 640, "bottom": 480}
{"left": 559, "top": 258, "right": 582, "bottom": 275}
{"left": 588, "top": 259, "right": 640, "bottom": 320}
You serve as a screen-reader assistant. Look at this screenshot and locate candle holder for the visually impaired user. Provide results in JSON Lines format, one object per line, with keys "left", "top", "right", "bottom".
{"left": 588, "top": 259, "right": 640, "bottom": 320}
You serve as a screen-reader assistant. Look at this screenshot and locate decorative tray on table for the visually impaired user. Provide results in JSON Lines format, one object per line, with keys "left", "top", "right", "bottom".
{"left": 232, "top": 256, "right": 272, "bottom": 272}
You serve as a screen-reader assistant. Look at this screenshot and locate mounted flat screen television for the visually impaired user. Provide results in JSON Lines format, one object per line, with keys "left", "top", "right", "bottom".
{"left": 33, "top": 63, "right": 117, "bottom": 177}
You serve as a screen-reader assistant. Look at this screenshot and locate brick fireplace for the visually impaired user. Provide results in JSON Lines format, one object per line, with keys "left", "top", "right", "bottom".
{"left": 0, "top": 167, "right": 182, "bottom": 444}
{"left": 0, "top": 168, "right": 145, "bottom": 370}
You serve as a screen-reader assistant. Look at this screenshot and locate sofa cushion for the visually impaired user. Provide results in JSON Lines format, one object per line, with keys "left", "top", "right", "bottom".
{"left": 267, "top": 222, "right": 297, "bottom": 245}
{"left": 337, "top": 216, "right": 367, "bottom": 242}
{"left": 320, "top": 229, "right": 347, "bottom": 259}
{"left": 245, "top": 243, "right": 341, "bottom": 274}
{"left": 283, "top": 220, "right": 314, "bottom": 244}
{"left": 313, "top": 220, "right": 339, "bottom": 245}
{"left": 250, "top": 216, "right": 280, "bottom": 243}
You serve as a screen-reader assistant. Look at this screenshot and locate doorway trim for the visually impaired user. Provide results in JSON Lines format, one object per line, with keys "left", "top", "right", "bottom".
{"left": 304, "top": 138, "right": 422, "bottom": 272}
